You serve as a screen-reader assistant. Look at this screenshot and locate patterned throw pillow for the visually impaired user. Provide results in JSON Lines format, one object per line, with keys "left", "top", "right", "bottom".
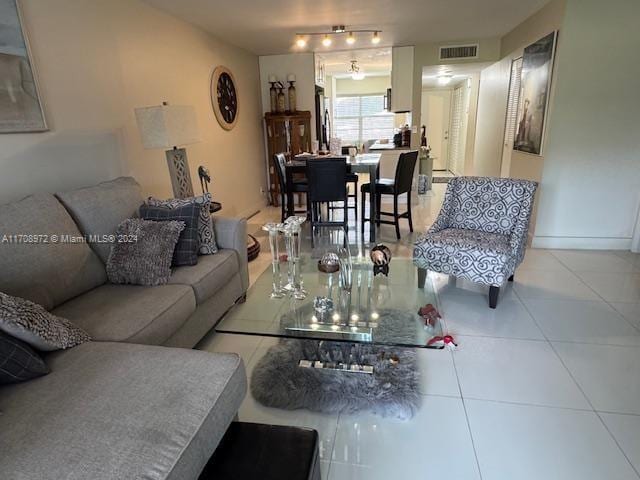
{"left": 139, "top": 203, "right": 201, "bottom": 266}
{"left": 0, "top": 330, "right": 50, "bottom": 384}
{"left": 0, "top": 292, "right": 91, "bottom": 351}
{"left": 147, "top": 194, "right": 218, "bottom": 255}
{"left": 107, "top": 218, "right": 185, "bottom": 285}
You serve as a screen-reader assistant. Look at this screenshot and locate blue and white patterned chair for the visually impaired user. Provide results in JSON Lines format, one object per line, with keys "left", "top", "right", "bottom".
{"left": 413, "top": 176, "right": 538, "bottom": 308}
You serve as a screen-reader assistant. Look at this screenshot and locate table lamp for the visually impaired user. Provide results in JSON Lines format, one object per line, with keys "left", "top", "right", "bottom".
{"left": 134, "top": 102, "right": 200, "bottom": 198}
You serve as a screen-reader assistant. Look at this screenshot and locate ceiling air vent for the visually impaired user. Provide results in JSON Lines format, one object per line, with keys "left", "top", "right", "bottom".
{"left": 439, "top": 44, "right": 479, "bottom": 60}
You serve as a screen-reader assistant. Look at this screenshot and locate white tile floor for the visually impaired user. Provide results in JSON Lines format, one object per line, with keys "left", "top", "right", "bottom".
{"left": 199, "top": 186, "right": 640, "bottom": 479}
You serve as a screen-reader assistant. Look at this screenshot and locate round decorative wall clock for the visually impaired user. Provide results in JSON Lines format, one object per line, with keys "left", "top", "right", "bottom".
{"left": 211, "top": 65, "right": 238, "bottom": 130}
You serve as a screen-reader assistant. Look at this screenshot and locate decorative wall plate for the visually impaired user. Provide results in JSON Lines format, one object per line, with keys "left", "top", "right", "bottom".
{"left": 211, "top": 65, "right": 238, "bottom": 130}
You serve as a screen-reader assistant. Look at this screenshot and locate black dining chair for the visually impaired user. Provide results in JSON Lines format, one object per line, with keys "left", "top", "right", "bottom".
{"left": 360, "top": 150, "right": 418, "bottom": 239}
{"left": 274, "top": 153, "right": 308, "bottom": 222}
{"left": 337, "top": 147, "right": 359, "bottom": 219}
{"left": 306, "top": 158, "right": 348, "bottom": 244}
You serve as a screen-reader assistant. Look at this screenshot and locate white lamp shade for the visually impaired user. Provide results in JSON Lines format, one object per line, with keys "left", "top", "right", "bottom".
{"left": 134, "top": 104, "right": 200, "bottom": 149}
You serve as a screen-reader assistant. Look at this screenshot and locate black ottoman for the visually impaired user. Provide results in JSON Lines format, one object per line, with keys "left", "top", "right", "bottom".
{"left": 199, "top": 422, "right": 321, "bottom": 480}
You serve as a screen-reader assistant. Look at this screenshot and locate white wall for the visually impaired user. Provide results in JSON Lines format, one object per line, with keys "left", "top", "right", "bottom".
{"left": 532, "top": 0, "right": 640, "bottom": 249}
{"left": 410, "top": 37, "right": 502, "bottom": 148}
{"left": 1, "top": 0, "right": 267, "bottom": 217}
{"left": 501, "top": 0, "right": 566, "bottom": 187}
{"left": 472, "top": 57, "right": 511, "bottom": 177}
{"left": 258, "top": 53, "right": 316, "bottom": 140}
{"left": 258, "top": 53, "right": 316, "bottom": 187}
{"left": 335, "top": 75, "right": 390, "bottom": 96}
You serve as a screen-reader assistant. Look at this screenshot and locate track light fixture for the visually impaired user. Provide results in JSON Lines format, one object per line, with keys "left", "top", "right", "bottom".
{"left": 294, "top": 26, "right": 382, "bottom": 49}
{"left": 346, "top": 32, "right": 356, "bottom": 45}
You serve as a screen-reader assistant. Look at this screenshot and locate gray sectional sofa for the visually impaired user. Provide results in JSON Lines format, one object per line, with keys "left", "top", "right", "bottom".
{"left": 0, "top": 177, "right": 249, "bottom": 479}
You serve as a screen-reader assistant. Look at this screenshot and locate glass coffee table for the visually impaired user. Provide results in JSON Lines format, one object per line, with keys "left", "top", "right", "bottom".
{"left": 216, "top": 245, "right": 444, "bottom": 374}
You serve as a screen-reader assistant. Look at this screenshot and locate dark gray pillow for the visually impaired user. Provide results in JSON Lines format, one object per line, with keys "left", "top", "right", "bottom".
{"left": 0, "top": 330, "right": 50, "bottom": 384}
{"left": 106, "top": 218, "right": 185, "bottom": 286}
{"left": 0, "top": 292, "right": 91, "bottom": 351}
{"left": 147, "top": 193, "right": 218, "bottom": 255}
{"left": 139, "top": 203, "right": 200, "bottom": 266}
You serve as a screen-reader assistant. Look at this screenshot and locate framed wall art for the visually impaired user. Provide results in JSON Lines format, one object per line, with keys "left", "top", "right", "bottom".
{"left": 0, "top": 0, "right": 47, "bottom": 133}
{"left": 514, "top": 31, "right": 557, "bottom": 155}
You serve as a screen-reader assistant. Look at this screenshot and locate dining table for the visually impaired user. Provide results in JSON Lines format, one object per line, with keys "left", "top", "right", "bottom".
{"left": 289, "top": 153, "right": 381, "bottom": 243}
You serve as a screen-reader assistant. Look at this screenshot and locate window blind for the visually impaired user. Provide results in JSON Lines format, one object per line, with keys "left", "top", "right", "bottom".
{"left": 504, "top": 58, "right": 523, "bottom": 150}
{"left": 334, "top": 94, "right": 394, "bottom": 145}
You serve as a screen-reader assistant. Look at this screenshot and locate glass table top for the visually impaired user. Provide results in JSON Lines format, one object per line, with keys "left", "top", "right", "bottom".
{"left": 216, "top": 247, "right": 444, "bottom": 349}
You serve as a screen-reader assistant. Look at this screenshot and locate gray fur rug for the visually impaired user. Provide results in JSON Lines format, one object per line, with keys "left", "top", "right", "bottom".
{"left": 251, "top": 338, "right": 421, "bottom": 420}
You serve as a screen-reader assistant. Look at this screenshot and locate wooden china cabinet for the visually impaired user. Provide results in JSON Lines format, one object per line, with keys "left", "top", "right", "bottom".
{"left": 264, "top": 111, "right": 312, "bottom": 206}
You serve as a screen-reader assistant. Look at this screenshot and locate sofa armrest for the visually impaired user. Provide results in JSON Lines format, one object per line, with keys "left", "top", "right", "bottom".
{"left": 213, "top": 216, "right": 248, "bottom": 293}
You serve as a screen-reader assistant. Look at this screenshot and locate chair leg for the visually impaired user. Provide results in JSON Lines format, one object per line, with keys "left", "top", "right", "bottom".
{"left": 407, "top": 191, "right": 414, "bottom": 233}
{"left": 417, "top": 268, "right": 427, "bottom": 288}
{"left": 489, "top": 286, "right": 499, "bottom": 309}
{"left": 361, "top": 191, "right": 366, "bottom": 235}
{"left": 376, "top": 194, "right": 381, "bottom": 226}
{"left": 353, "top": 179, "right": 358, "bottom": 220}
{"left": 343, "top": 202, "right": 349, "bottom": 246}
{"left": 393, "top": 194, "right": 400, "bottom": 240}
{"left": 508, "top": 274, "right": 514, "bottom": 282}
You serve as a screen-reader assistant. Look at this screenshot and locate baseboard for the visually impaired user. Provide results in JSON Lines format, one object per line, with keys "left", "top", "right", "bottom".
{"left": 532, "top": 236, "right": 632, "bottom": 250}
{"left": 237, "top": 199, "right": 268, "bottom": 221}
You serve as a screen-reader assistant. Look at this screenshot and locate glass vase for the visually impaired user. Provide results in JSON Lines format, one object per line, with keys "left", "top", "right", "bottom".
{"left": 282, "top": 216, "right": 306, "bottom": 299}
{"left": 262, "top": 223, "right": 285, "bottom": 298}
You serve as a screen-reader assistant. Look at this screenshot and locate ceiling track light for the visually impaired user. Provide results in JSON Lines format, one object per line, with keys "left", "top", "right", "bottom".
{"left": 346, "top": 32, "right": 356, "bottom": 45}
{"left": 294, "top": 26, "right": 381, "bottom": 49}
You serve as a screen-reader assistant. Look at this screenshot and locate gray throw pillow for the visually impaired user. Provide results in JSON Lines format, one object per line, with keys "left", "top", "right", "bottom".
{"left": 0, "top": 330, "right": 50, "bottom": 384}
{"left": 0, "top": 292, "right": 91, "bottom": 351}
{"left": 106, "top": 218, "right": 185, "bottom": 286}
{"left": 147, "top": 193, "right": 218, "bottom": 255}
{"left": 139, "top": 204, "right": 201, "bottom": 266}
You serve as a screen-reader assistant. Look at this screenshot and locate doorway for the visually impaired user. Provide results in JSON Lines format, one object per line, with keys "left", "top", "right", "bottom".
{"left": 421, "top": 89, "right": 450, "bottom": 171}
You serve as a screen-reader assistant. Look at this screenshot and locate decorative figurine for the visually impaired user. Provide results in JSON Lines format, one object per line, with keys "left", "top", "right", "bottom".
{"left": 268, "top": 75, "right": 278, "bottom": 113}
{"left": 369, "top": 244, "right": 392, "bottom": 276}
{"left": 418, "top": 303, "right": 441, "bottom": 328}
{"left": 287, "top": 74, "right": 297, "bottom": 112}
{"left": 318, "top": 252, "right": 340, "bottom": 273}
{"left": 198, "top": 166, "right": 211, "bottom": 195}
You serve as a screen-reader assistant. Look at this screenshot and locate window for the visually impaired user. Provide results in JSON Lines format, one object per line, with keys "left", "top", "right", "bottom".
{"left": 333, "top": 94, "right": 394, "bottom": 145}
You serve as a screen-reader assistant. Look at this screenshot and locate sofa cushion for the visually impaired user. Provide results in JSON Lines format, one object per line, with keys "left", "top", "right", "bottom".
{"left": 0, "top": 341, "right": 247, "bottom": 480}
{"left": 0, "top": 193, "right": 107, "bottom": 310}
{"left": 52, "top": 284, "right": 195, "bottom": 345}
{"left": 168, "top": 249, "right": 240, "bottom": 304}
{"left": 414, "top": 227, "right": 513, "bottom": 286}
{"left": 55, "top": 177, "right": 144, "bottom": 263}
{"left": 446, "top": 176, "right": 525, "bottom": 235}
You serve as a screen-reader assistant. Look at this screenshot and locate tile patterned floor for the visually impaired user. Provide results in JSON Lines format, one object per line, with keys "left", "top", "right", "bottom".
{"left": 199, "top": 187, "right": 640, "bottom": 480}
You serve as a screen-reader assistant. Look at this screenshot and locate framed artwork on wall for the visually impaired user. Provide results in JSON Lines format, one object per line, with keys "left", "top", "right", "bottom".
{"left": 0, "top": 0, "right": 47, "bottom": 133}
{"left": 514, "top": 31, "right": 557, "bottom": 156}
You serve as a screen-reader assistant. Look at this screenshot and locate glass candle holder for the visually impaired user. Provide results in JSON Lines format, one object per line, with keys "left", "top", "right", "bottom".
{"left": 282, "top": 217, "right": 306, "bottom": 300}
{"left": 262, "top": 222, "right": 285, "bottom": 298}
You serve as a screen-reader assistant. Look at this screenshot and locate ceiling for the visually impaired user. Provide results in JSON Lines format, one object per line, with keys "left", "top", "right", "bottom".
{"left": 422, "top": 62, "right": 492, "bottom": 87}
{"left": 143, "top": 0, "right": 549, "bottom": 56}
{"left": 320, "top": 48, "right": 391, "bottom": 77}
